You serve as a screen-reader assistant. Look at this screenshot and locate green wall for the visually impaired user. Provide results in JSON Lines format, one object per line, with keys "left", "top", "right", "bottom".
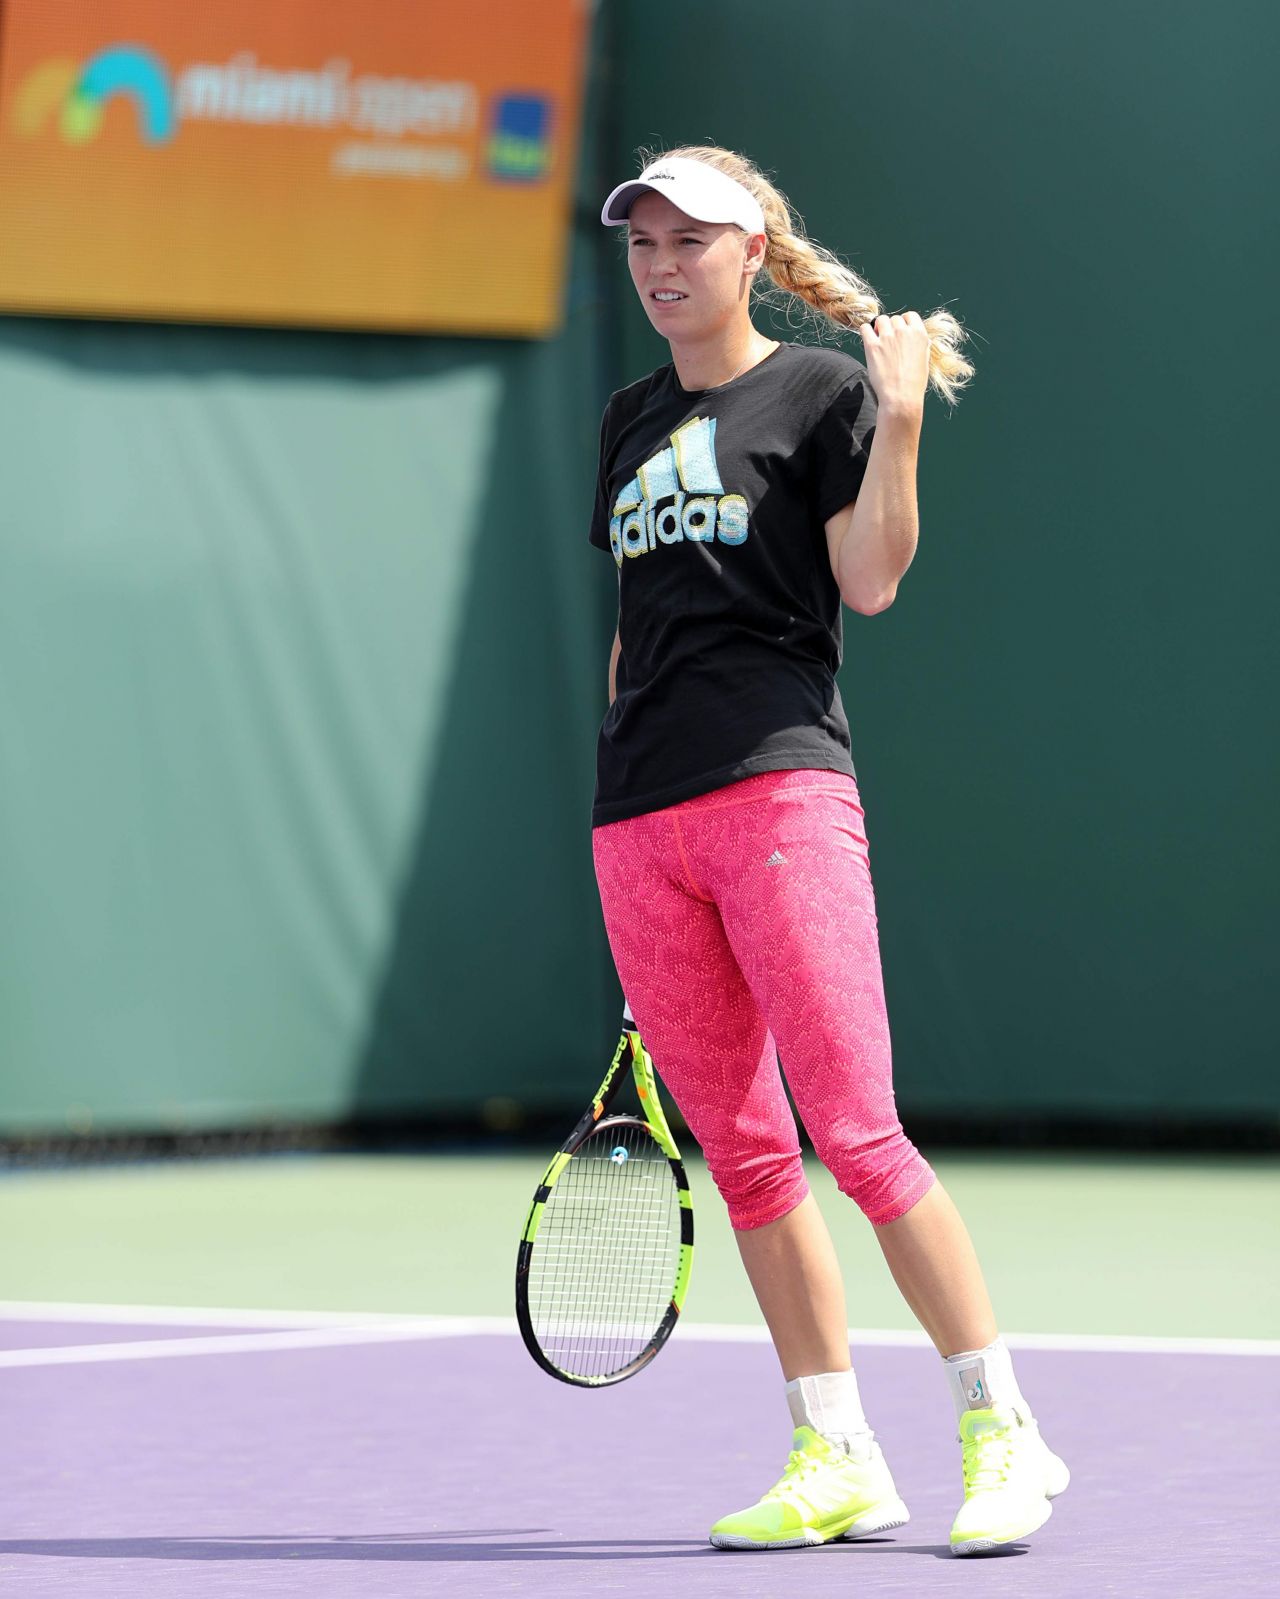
{"left": 0, "top": 314, "right": 615, "bottom": 1131}
{"left": 0, "top": 3, "right": 1273, "bottom": 1133}
{"left": 611, "top": 0, "right": 1276, "bottom": 1117}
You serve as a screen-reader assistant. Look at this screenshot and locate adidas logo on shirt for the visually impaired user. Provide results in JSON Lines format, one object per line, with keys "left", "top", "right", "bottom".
{"left": 609, "top": 415, "right": 749, "bottom": 567}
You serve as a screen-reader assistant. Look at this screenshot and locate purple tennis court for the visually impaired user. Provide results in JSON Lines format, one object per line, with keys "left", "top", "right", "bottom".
{"left": 5, "top": 1313, "right": 1277, "bottom": 1598}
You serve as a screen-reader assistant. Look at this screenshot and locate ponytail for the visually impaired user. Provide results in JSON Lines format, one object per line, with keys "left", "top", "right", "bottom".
{"left": 649, "top": 143, "right": 974, "bottom": 405}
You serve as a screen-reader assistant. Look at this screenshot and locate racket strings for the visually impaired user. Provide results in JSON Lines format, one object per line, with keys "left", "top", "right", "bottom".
{"left": 529, "top": 1120, "right": 681, "bottom": 1380}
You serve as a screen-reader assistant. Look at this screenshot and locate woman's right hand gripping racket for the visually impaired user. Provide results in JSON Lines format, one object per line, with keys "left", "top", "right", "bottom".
{"left": 515, "top": 1011, "right": 693, "bottom": 1387}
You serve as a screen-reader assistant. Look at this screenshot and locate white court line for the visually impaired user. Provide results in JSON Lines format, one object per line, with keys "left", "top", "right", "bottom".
{"left": 0, "top": 1319, "right": 512, "bottom": 1370}
{"left": 1, "top": 1300, "right": 1276, "bottom": 1366}
{"left": 0, "top": 1300, "right": 417, "bottom": 1329}
{"left": 678, "top": 1324, "right": 1280, "bottom": 1356}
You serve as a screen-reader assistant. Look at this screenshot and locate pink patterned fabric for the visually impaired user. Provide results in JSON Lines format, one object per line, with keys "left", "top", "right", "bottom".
{"left": 592, "top": 768, "right": 935, "bottom": 1230}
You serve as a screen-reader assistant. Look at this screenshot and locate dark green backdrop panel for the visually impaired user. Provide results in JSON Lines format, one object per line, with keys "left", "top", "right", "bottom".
{"left": 610, "top": 0, "right": 1276, "bottom": 1117}
{"left": 0, "top": 3, "right": 1273, "bottom": 1133}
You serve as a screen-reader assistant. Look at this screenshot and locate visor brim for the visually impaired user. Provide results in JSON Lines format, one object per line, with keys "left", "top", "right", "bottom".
{"left": 599, "top": 179, "right": 759, "bottom": 231}
{"left": 600, "top": 180, "right": 658, "bottom": 226}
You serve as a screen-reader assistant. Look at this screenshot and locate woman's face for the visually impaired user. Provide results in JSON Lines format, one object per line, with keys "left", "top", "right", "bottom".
{"left": 626, "top": 190, "right": 763, "bottom": 341}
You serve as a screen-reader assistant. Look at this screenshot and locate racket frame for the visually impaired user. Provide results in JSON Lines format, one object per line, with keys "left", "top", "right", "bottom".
{"left": 514, "top": 1028, "right": 694, "bottom": 1387}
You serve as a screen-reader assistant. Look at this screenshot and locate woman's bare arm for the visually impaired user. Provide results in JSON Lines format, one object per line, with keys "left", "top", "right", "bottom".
{"left": 608, "top": 627, "right": 621, "bottom": 704}
{"left": 823, "top": 402, "right": 922, "bottom": 614}
{"left": 823, "top": 312, "right": 930, "bottom": 616}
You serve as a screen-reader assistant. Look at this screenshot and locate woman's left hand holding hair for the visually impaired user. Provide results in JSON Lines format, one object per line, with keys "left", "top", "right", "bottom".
{"left": 859, "top": 312, "right": 929, "bottom": 419}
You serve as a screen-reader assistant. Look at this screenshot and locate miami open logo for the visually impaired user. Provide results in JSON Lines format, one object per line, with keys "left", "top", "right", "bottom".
{"left": 9, "top": 44, "right": 525, "bottom": 185}
{"left": 13, "top": 46, "right": 175, "bottom": 144}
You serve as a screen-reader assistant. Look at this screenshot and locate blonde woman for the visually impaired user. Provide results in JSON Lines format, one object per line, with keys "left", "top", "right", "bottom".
{"left": 589, "top": 147, "right": 1069, "bottom": 1556}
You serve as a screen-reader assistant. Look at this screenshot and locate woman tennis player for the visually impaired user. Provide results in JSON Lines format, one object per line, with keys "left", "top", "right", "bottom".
{"left": 589, "top": 146, "right": 1069, "bottom": 1556}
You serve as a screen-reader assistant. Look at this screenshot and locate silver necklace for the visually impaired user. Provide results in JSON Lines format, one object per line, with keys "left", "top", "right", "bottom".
{"left": 722, "top": 347, "right": 756, "bottom": 386}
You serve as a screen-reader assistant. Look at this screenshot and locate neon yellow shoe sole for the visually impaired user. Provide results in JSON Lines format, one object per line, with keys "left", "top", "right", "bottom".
{"left": 951, "top": 1493, "right": 1055, "bottom": 1556}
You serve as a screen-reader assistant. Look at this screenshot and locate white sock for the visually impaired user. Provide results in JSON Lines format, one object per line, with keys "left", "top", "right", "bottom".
{"left": 785, "top": 1369, "right": 875, "bottom": 1460}
{"left": 943, "top": 1335, "right": 1029, "bottom": 1424}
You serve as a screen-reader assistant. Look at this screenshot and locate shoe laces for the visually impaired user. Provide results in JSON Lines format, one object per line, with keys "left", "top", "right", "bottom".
{"left": 766, "top": 1447, "right": 822, "bottom": 1502}
{"left": 961, "top": 1421, "right": 1018, "bottom": 1493}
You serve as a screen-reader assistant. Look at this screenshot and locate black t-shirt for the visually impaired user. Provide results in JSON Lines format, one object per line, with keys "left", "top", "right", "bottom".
{"left": 589, "top": 341, "right": 877, "bottom": 827}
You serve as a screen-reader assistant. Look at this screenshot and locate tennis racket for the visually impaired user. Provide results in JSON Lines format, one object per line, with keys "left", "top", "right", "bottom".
{"left": 514, "top": 1018, "right": 693, "bottom": 1387}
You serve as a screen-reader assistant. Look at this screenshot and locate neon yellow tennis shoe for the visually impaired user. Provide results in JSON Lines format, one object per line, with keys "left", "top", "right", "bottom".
{"left": 950, "top": 1404, "right": 1070, "bottom": 1556}
{"left": 709, "top": 1425, "right": 910, "bottom": 1550}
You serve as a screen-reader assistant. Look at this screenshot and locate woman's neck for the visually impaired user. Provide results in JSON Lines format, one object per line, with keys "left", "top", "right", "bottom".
{"left": 670, "top": 326, "right": 778, "bottom": 392}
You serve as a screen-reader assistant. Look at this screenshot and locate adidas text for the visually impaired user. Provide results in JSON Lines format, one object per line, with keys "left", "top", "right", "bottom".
{"left": 609, "top": 414, "right": 750, "bottom": 566}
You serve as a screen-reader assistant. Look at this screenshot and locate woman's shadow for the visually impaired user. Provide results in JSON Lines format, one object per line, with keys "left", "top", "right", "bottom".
{"left": 0, "top": 1529, "right": 1012, "bottom": 1563}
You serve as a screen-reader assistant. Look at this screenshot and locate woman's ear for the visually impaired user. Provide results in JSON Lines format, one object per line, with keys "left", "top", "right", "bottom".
{"left": 742, "top": 231, "right": 768, "bottom": 278}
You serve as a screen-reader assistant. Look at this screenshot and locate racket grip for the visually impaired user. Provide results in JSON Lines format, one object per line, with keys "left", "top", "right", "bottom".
{"left": 621, "top": 997, "right": 636, "bottom": 1027}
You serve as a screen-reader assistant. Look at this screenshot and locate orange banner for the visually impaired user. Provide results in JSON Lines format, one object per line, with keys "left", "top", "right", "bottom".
{"left": 0, "top": 0, "right": 589, "bottom": 335}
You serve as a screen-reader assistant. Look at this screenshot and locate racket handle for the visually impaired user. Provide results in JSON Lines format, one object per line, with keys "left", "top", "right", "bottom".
{"left": 621, "top": 997, "right": 636, "bottom": 1027}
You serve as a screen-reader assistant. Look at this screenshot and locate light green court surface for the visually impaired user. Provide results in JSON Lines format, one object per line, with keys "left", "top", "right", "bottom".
{"left": 1, "top": 1152, "right": 1276, "bottom": 1339}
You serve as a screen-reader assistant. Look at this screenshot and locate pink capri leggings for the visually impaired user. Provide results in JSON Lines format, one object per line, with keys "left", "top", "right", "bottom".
{"left": 592, "top": 768, "right": 935, "bottom": 1231}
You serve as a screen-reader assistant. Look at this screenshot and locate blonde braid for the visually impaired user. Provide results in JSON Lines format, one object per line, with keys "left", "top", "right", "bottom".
{"left": 651, "top": 143, "right": 974, "bottom": 405}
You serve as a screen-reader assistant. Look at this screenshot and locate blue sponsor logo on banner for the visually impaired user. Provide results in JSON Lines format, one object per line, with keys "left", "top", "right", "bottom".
{"left": 487, "top": 93, "right": 551, "bottom": 181}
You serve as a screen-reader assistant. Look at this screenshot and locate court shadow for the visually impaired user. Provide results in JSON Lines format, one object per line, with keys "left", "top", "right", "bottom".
{"left": 0, "top": 1531, "right": 1014, "bottom": 1564}
{"left": 851, "top": 1540, "right": 1030, "bottom": 1560}
{"left": 0, "top": 1535, "right": 723, "bottom": 1564}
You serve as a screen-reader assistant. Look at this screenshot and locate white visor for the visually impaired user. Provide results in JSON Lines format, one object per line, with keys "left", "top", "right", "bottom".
{"left": 600, "top": 156, "right": 765, "bottom": 235}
